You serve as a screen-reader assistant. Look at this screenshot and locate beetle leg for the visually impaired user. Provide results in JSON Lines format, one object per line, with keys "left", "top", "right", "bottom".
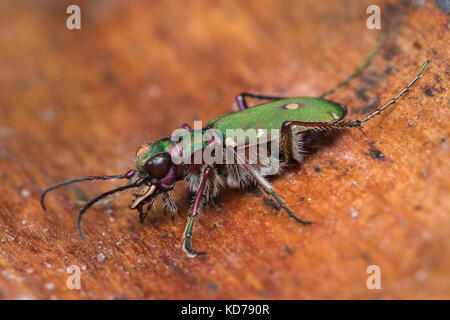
{"left": 320, "top": 45, "right": 378, "bottom": 98}
{"left": 236, "top": 92, "right": 288, "bottom": 110}
{"left": 139, "top": 189, "right": 159, "bottom": 223}
{"left": 282, "top": 120, "right": 362, "bottom": 133}
{"left": 280, "top": 122, "right": 295, "bottom": 162}
{"left": 229, "top": 147, "right": 311, "bottom": 225}
{"left": 281, "top": 61, "right": 429, "bottom": 131}
{"left": 183, "top": 166, "right": 211, "bottom": 258}
{"left": 281, "top": 119, "right": 362, "bottom": 161}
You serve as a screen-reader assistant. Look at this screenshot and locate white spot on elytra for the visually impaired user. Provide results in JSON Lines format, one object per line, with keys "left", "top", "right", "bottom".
{"left": 21, "top": 189, "right": 30, "bottom": 197}
{"left": 331, "top": 112, "right": 340, "bottom": 120}
{"left": 285, "top": 103, "right": 299, "bottom": 110}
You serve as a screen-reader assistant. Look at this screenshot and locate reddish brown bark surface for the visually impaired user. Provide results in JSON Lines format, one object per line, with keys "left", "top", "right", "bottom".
{"left": 0, "top": 0, "right": 448, "bottom": 299}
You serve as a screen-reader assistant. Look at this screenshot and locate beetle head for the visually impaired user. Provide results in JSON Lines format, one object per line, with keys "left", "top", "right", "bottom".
{"left": 130, "top": 139, "right": 183, "bottom": 212}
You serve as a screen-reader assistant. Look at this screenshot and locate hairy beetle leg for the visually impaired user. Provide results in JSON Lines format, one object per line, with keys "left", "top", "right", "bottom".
{"left": 269, "top": 191, "right": 312, "bottom": 225}
{"left": 230, "top": 147, "right": 312, "bottom": 226}
{"left": 182, "top": 166, "right": 211, "bottom": 258}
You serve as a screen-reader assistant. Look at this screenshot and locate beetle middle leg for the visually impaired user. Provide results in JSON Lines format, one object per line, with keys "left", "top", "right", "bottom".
{"left": 235, "top": 46, "right": 378, "bottom": 110}
{"left": 229, "top": 147, "right": 311, "bottom": 225}
{"left": 280, "top": 61, "right": 429, "bottom": 133}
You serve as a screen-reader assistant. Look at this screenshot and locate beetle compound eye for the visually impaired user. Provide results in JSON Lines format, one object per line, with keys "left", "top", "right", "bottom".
{"left": 145, "top": 153, "right": 172, "bottom": 178}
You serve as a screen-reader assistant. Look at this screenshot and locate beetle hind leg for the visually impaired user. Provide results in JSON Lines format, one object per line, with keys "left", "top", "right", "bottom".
{"left": 280, "top": 125, "right": 305, "bottom": 163}
{"left": 235, "top": 92, "right": 288, "bottom": 110}
{"left": 320, "top": 45, "right": 378, "bottom": 98}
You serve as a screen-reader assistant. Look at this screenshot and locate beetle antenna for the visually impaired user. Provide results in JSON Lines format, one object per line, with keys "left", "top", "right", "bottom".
{"left": 77, "top": 178, "right": 145, "bottom": 240}
{"left": 358, "top": 60, "right": 430, "bottom": 124}
{"left": 320, "top": 45, "right": 379, "bottom": 98}
{"left": 40, "top": 169, "right": 136, "bottom": 211}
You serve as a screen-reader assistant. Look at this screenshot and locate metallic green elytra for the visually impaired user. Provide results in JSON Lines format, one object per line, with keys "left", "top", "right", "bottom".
{"left": 207, "top": 97, "right": 347, "bottom": 143}
{"left": 208, "top": 97, "right": 347, "bottom": 130}
{"left": 40, "top": 47, "right": 430, "bottom": 258}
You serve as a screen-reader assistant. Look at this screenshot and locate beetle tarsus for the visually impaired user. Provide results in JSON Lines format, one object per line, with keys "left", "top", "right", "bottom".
{"left": 269, "top": 191, "right": 312, "bottom": 226}
{"left": 183, "top": 237, "right": 207, "bottom": 258}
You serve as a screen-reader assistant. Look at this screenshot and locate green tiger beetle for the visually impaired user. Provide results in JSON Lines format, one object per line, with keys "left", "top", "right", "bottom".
{"left": 41, "top": 48, "right": 429, "bottom": 258}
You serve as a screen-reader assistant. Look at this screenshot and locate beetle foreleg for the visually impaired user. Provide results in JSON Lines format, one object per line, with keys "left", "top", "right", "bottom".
{"left": 183, "top": 166, "right": 211, "bottom": 258}
{"left": 139, "top": 190, "right": 159, "bottom": 223}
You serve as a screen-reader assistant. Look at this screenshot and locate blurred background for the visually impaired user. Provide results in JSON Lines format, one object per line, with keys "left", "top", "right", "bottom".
{"left": 0, "top": 0, "right": 448, "bottom": 299}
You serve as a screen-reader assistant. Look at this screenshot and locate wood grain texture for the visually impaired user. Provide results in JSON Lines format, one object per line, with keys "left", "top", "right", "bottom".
{"left": 0, "top": 0, "right": 448, "bottom": 299}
